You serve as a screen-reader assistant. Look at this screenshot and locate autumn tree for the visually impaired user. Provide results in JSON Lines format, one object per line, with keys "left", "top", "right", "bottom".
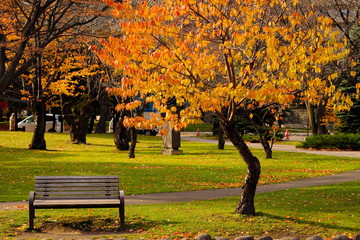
{"left": 59, "top": 45, "right": 111, "bottom": 144}
{"left": 295, "top": 0, "right": 359, "bottom": 134}
{"left": 0, "top": 0, "right": 112, "bottom": 149}
{"left": 240, "top": 104, "right": 284, "bottom": 159}
{"left": 18, "top": 39, "right": 101, "bottom": 148}
{"left": 107, "top": 91, "right": 161, "bottom": 158}
{"left": 97, "top": 0, "right": 350, "bottom": 214}
{"left": 0, "top": 0, "right": 106, "bottom": 95}
{"left": 214, "top": 104, "right": 284, "bottom": 159}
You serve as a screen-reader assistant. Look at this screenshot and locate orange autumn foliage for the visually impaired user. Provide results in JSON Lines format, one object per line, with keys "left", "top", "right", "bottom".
{"left": 97, "top": 0, "right": 350, "bottom": 128}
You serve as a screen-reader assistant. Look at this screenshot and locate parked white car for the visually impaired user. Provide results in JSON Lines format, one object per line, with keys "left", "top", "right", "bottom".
{"left": 108, "top": 112, "right": 159, "bottom": 136}
{"left": 18, "top": 114, "right": 62, "bottom": 132}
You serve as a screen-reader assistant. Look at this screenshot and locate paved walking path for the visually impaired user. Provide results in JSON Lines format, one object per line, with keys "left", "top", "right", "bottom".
{"left": 1, "top": 136, "right": 359, "bottom": 211}
{"left": 182, "top": 136, "right": 360, "bottom": 158}
{"left": 1, "top": 169, "right": 359, "bottom": 211}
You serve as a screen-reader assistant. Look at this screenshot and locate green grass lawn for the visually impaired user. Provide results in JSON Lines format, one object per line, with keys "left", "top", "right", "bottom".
{"left": 1, "top": 131, "right": 359, "bottom": 202}
{"left": 1, "top": 181, "right": 359, "bottom": 239}
{"left": 0, "top": 131, "right": 359, "bottom": 239}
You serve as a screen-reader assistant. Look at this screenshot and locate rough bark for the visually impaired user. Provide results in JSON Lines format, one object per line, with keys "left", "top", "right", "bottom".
{"left": 255, "top": 127, "right": 273, "bottom": 159}
{"left": 317, "top": 103, "right": 328, "bottom": 135}
{"left": 259, "top": 137, "right": 272, "bottom": 159}
{"left": 218, "top": 122, "right": 225, "bottom": 150}
{"left": 62, "top": 98, "right": 98, "bottom": 144}
{"left": 88, "top": 113, "right": 96, "bottom": 133}
{"left": 306, "top": 102, "right": 318, "bottom": 135}
{"left": 222, "top": 119, "right": 261, "bottom": 215}
{"left": 129, "top": 126, "right": 137, "bottom": 158}
{"left": 306, "top": 101, "right": 328, "bottom": 135}
{"left": 95, "top": 91, "right": 109, "bottom": 133}
{"left": 29, "top": 100, "right": 47, "bottom": 150}
{"left": 114, "top": 116, "right": 130, "bottom": 150}
{"left": 73, "top": 99, "right": 98, "bottom": 144}
{"left": 62, "top": 101, "right": 77, "bottom": 142}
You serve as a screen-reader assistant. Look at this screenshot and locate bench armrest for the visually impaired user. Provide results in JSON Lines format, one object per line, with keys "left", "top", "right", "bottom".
{"left": 119, "top": 190, "right": 125, "bottom": 206}
{"left": 119, "top": 190, "right": 125, "bottom": 227}
{"left": 29, "top": 191, "right": 35, "bottom": 208}
{"left": 29, "top": 191, "right": 36, "bottom": 229}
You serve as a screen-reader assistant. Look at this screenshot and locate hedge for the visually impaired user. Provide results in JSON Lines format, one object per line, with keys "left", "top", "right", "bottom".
{"left": 299, "top": 134, "right": 360, "bottom": 150}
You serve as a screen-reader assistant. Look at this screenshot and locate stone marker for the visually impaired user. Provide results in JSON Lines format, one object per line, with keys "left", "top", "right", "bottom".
{"left": 161, "top": 122, "right": 183, "bottom": 155}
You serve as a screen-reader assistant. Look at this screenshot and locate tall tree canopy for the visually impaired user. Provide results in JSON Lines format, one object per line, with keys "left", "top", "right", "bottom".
{"left": 308, "top": 0, "right": 360, "bottom": 133}
{"left": 0, "top": 0, "right": 104, "bottom": 95}
{"left": 97, "top": 0, "right": 352, "bottom": 214}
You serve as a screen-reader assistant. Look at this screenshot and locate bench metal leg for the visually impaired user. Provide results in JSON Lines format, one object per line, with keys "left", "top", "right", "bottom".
{"left": 29, "top": 191, "right": 35, "bottom": 230}
{"left": 119, "top": 205, "right": 125, "bottom": 228}
{"left": 29, "top": 206, "right": 35, "bottom": 230}
{"left": 119, "top": 190, "right": 125, "bottom": 228}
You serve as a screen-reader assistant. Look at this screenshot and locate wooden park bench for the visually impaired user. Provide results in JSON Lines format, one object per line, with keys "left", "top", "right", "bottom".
{"left": 29, "top": 176, "right": 125, "bottom": 230}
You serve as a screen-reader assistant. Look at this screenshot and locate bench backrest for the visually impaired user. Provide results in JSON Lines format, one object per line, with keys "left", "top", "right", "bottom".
{"left": 34, "top": 176, "right": 120, "bottom": 200}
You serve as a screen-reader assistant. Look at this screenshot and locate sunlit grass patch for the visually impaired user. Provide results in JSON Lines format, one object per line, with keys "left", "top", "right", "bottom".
{"left": 1, "top": 181, "right": 358, "bottom": 239}
{"left": 1, "top": 131, "right": 359, "bottom": 202}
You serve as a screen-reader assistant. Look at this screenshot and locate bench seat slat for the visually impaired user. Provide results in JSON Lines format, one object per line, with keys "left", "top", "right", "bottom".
{"left": 34, "top": 199, "right": 121, "bottom": 208}
{"left": 35, "top": 183, "right": 118, "bottom": 187}
{"left": 35, "top": 191, "right": 119, "bottom": 195}
{"left": 36, "top": 195, "right": 119, "bottom": 200}
{"left": 29, "top": 175, "right": 125, "bottom": 230}
{"left": 36, "top": 179, "right": 118, "bottom": 183}
{"left": 35, "top": 176, "right": 118, "bottom": 179}
{"left": 35, "top": 187, "right": 119, "bottom": 191}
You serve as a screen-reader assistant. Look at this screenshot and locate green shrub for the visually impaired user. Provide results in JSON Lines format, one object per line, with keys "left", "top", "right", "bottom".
{"left": 243, "top": 134, "right": 260, "bottom": 143}
{"left": 241, "top": 130, "right": 284, "bottom": 143}
{"left": 299, "top": 134, "right": 360, "bottom": 150}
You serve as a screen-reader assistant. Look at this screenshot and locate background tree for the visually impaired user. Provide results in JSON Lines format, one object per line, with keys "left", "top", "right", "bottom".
{"left": 0, "top": 0, "right": 113, "bottom": 149}
{"left": 98, "top": 0, "right": 350, "bottom": 215}
{"left": 0, "top": 0, "right": 104, "bottom": 95}
{"left": 20, "top": 39, "right": 100, "bottom": 148}
{"left": 240, "top": 104, "right": 284, "bottom": 159}
{"left": 303, "top": 0, "right": 359, "bottom": 134}
{"left": 59, "top": 47, "right": 109, "bottom": 144}
{"left": 213, "top": 104, "right": 284, "bottom": 159}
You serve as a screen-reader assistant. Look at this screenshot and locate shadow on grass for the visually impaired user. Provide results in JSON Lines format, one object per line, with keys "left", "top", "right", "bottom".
{"left": 0, "top": 145, "right": 75, "bottom": 160}
{"left": 29, "top": 215, "right": 178, "bottom": 234}
{"left": 85, "top": 143, "right": 114, "bottom": 147}
{"left": 257, "top": 212, "right": 360, "bottom": 232}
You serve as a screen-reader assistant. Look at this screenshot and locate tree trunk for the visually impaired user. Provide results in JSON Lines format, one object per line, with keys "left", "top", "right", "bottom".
{"left": 129, "top": 126, "right": 137, "bottom": 158}
{"left": 222, "top": 119, "right": 261, "bottom": 215}
{"left": 62, "top": 98, "right": 98, "bottom": 144}
{"left": 114, "top": 119, "right": 130, "bottom": 150}
{"left": 306, "top": 101, "right": 328, "bottom": 135}
{"left": 306, "top": 102, "right": 318, "bottom": 135}
{"left": 74, "top": 119, "right": 89, "bottom": 144}
{"left": 95, "top": 91, "right": 109, "bottom": 133}
{"left": 88, "top": 113, "right": 96, "bottom": 133}
{"left": 260, "top": 137, "right": 272, "bottom": 159}
{"left": 29, "top": 100, "right": 47, "bottom": 150}
{"left": 256, "top": 128, "right": 272, "bottom": 159}
{"left": 73, "top": 99, "right": 98, "bottom": 144}
{"left": 62, "top": 101, "right": 77, "bottom": 142}
{"left": 317, "top": 103, "right": 328, "bottom": 135}
{"left": 218, "top": 122, "right": 225, "bottom": 150}
{"left": 114, "top": 111, "right": 130, "bottom": 150}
